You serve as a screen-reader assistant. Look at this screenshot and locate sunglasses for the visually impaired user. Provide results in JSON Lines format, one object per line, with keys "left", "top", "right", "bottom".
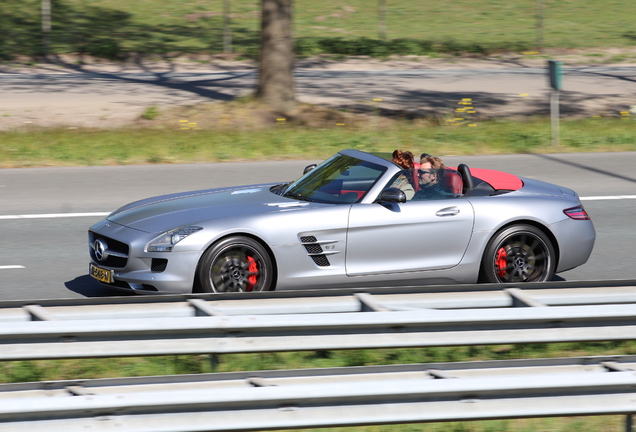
{"left": 418, "top": 169, "right": 436, "bottom": 176}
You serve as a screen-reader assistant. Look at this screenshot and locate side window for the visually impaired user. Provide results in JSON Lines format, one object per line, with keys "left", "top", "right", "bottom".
{"left": 385, "top": 169, "right": 417, "bottom": 200}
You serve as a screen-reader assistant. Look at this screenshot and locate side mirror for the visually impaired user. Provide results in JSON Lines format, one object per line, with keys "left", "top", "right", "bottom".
{"left": 303, "top": 164, "right": 317, "bottom": 175}
{"left": 376, "top": 188, "right": 406, "bottom": 204}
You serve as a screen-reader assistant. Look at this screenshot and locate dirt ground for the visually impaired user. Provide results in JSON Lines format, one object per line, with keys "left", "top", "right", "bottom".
{"left": 4, "top": 47, "right": 636, "bottom": 74}
{"left": 1, "top": 48, "right": 636, "bottom": 130}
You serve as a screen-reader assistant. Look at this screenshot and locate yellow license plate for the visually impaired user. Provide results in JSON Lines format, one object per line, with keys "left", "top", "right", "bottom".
{"left": 90, "top": 263, "right": 113, "bottom": 283}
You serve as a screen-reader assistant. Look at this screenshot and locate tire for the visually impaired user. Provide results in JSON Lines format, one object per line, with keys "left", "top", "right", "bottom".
{"left": 481, "top": 224, "right": 556, "bottom": 283}
{"left": 197, "top": 236, "right": 274, "bottom": 293}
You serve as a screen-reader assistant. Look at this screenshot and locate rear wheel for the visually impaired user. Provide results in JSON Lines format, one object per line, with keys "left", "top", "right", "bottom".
{"left": 197, "top": 236, "right": 273, "bottom": 293}
{"left": 481, "top": 225, "right": 556, "bottom": 283}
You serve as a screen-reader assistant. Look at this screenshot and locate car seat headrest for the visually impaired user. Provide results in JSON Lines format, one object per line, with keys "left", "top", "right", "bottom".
{"left": 457, "top": 164, "right": 474, "bottom": 194}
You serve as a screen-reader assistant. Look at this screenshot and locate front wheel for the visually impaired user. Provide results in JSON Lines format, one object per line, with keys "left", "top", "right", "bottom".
{"left": 481, "top": 225, "right": 556, "bottom": 283}
{"left": 197, "top": 236, "right": 274, "bottom": 293}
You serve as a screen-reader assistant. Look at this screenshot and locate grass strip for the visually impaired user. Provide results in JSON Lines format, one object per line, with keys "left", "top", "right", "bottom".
{"left": 1, "top": 117, "right": 635, "bottom": 168}
{"left": 4, "top": 341, "right": 636, "bottom": 383}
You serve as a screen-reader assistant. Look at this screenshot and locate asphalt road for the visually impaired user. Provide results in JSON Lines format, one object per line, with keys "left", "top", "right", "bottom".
{"left": 1, "top": 152, "right": 635, "bottom": 301}
{"left": 1, "top": 66, "right": 636, "bottom": 129}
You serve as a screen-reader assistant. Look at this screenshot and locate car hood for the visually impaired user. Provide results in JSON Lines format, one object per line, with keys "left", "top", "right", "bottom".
{"left": 106, "top": 183, "right": 306, "bottom": 233}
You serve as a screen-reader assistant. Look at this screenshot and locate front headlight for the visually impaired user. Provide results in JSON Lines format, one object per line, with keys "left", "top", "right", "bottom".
{"left": 146, "top": 226, "right": 203, "bottom": 252}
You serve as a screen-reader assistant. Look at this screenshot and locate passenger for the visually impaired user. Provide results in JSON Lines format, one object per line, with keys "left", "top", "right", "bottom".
{"left": 389, "top": 150, "right": 415, "bottom": 200}
{"left": 413, "top": 155, "right": 446, "bottom": 200}
{"left": 392, "top": 149, "right": 415, "bottom": 170}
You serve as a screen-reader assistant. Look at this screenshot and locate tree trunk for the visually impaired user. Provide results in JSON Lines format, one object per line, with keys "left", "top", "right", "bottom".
{"left": 256, "top": 0, "right": 296, "bottom": 114}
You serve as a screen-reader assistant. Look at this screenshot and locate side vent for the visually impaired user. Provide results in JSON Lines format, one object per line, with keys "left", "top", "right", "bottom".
{"left": 311, "top": 255, "right": 331, "bottom": 267}
{"left": 300, "top": 236, "right": 331, "bottom": 267}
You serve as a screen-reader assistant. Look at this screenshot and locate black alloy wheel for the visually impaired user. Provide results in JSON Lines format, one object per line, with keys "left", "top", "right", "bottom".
{"left": 481, "top": 224, "right": 556, "bottom": 283}
{"left": 197, "top": 236, "right": 274, "bottom": 293}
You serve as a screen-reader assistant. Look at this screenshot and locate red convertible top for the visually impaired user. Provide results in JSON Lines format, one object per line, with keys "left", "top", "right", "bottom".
{"left": 469, "top": 168, "right": 523, "bottom": 191}
{"left": 450, "top": 167, "right": 524, "bottom": 191}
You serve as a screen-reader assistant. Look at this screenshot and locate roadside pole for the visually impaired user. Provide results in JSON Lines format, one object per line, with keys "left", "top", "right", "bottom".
{"left": 536, "top": 0, "right": 544, "bottom": 51}
{"left": 223, "top": 0, "right": 232, "bottom": 53}
{"left": 548, "top": 60, "right": 563, "bottom": 146}
{"left": 41, "top": 0, "right": 51, "bottom": 58}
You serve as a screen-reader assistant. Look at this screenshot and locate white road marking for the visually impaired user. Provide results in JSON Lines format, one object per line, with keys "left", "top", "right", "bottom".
{"left": 580, "top": 195, "right": 636, "bottom": 201}
{"left": 0, "top": 265, "right": 26, "bottom": 270}
{"left": 0, "top": 212, "right": 109, "bottom": 220}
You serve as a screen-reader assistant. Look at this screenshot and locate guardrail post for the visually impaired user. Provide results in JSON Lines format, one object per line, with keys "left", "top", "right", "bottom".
{"left": 627, "top": 414, "right": 633, "bottom": 432}
{"left": 209, "top": 354, "right": 220, "bottom": 372}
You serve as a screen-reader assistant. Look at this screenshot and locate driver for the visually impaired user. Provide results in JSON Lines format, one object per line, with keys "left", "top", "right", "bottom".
{"left": 413, "top": 155, "right": 446, "bottom": 200}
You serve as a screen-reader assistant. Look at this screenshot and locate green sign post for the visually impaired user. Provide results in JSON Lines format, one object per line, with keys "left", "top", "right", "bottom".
{"left": 548, "top": 60, "right": 563, "bottom": 145}
{"left": 548, "top": 60, "right": 563, "bottom": 90}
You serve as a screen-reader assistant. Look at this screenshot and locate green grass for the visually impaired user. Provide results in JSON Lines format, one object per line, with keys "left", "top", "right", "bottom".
{"left": 5, "top": 341, "right": 636, "bottom": 383}
{"left": 1, "top": 117, "right": 635, "bottom": 168}
{"left": 2, "top": 0, "right": 636, "bottom": 59}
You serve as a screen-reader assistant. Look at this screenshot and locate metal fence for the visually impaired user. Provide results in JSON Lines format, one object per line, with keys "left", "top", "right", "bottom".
{"left": 1, "top": 355, "right": 636, "bottom": 431}
{"left": 2, "top": 282, "right": 636, "bottom": 361}
{"left": 3, "top": 282, "right": 636, "bottom": 430}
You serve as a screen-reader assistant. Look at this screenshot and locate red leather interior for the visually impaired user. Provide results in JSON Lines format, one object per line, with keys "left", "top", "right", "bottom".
{"left": 441, "top": 170, "right": 463, "bottom": 196}
{"left": 341, "top": 190, "right": 365, "bottom": 199}
{"left": 449, "top": 167, "right": 523, "bottom": 191}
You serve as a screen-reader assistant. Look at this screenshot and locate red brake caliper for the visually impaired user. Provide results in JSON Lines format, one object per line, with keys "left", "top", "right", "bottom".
{"left": 246, "top": 256, "right": 258, "bottom": 291}
{"left": 495, "top": 247, "right": 507, "bottom": 278}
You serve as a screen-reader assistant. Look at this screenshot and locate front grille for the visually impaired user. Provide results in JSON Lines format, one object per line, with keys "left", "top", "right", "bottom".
{"left": 109, "top": 279, "right": 132, "bottom": 289}
{"left": 151, "top": 258, "right": 168, "bottom": 273}
{"left": 89, "top": 232, "right": 129, "bottom": 268}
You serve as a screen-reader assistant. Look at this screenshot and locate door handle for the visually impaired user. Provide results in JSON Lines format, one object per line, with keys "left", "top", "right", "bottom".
{"left": 436, "top": 207, "right": 460, "bottom": 217}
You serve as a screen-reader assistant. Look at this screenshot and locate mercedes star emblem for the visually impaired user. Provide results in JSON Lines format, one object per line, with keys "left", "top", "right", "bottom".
{"left": 94, "top": 239, "right": 109, "bottom": 262}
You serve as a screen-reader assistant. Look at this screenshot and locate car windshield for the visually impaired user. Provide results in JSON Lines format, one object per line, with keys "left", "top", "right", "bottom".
{"left": 282, "top": 154, "right": 387, "bottom": 204}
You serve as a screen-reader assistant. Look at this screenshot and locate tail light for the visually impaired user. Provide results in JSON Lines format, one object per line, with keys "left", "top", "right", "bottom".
{"left": 564, "top": 206, "right": 590, "bottom": 220}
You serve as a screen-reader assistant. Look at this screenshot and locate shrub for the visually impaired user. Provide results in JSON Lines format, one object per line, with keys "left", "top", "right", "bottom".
{"left": 141, "top": 106, "right": 160, "bottom": 120}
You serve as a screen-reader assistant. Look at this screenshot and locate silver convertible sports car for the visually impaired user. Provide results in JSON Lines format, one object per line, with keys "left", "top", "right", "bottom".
{"left": 89, "top": 149, "right": 595, "bottom": 294}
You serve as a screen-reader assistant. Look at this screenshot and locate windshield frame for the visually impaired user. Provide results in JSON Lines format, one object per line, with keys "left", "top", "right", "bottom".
{"left": 281, "top": 152, "right": 389, "bottom": 204}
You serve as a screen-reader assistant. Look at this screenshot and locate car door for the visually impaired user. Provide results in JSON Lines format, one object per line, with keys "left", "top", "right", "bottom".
{"left": 345, "top": 199, "right": 474, "bottom": 276}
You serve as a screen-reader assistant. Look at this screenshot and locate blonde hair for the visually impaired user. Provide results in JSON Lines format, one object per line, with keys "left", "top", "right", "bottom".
{"left": 420, "top": 155, "right": 445, "bottom": 169}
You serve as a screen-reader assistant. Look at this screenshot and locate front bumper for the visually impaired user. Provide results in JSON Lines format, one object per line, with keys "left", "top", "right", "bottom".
{"left": 88, "top": 222, "right": 201, "bottom": 294}
{"left": 89, "top": 252, "right": 200, "bottom": 294}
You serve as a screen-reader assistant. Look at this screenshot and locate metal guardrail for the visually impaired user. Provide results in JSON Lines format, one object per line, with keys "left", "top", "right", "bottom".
{"left": 3, "top": 282, "right": 636, "bottom": 322}
{"left": 3, "top": 278, "right": 636, "bottom": 312}
{"left": 1, "top": 355, "right": 636, "bottom": 431}
{"left": 2, "top": 284, "right": 636, "bottom": 360}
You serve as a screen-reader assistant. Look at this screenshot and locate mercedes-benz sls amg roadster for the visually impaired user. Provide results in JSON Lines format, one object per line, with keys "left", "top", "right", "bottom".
{"left": 88, "top": 149, "right": 595, "bottom": 294}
